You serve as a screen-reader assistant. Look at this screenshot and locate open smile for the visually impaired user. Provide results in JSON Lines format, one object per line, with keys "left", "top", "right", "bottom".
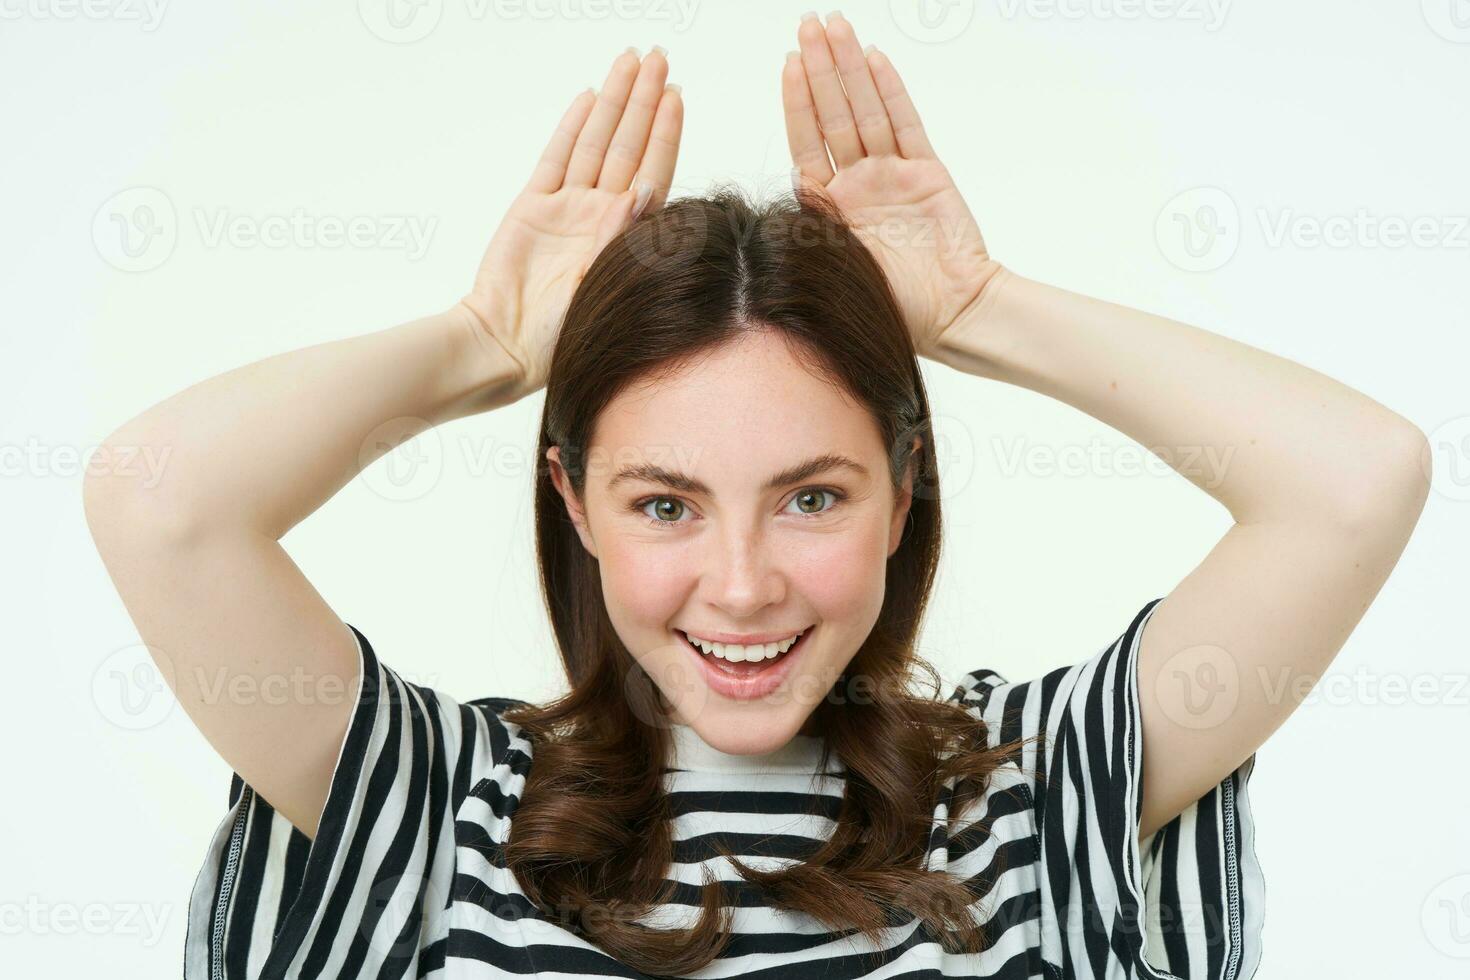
{"left": 675, "top": 626, "right": 814, "bottom": 700}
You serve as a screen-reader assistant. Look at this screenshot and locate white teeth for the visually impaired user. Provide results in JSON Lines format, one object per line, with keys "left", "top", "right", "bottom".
{"left": 684, "top": 629, "right": 804, "bottom": 662}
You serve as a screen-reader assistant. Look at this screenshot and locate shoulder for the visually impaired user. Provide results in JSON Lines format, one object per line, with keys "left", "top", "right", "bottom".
{"left": 466, "top": 694, "right": 536, "bottom": 716}
{"left": 943, "top": 596, "right": 1168, "bottom": 751}
{"left": 343, "top": 623, "right": 538, "bottom": 783}
{"left": 947, "top": 667, "right": 1011, "bottom": 708}
{"left": 463, "top": 695, "right": 538, "bottom": 774}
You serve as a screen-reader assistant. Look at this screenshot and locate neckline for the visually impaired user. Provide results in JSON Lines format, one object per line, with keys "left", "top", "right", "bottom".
{"left": 666, "top": 722, "right": 843, "bottom": 774}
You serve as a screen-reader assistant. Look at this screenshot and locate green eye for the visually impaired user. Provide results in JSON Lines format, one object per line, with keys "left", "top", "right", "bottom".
{"left": 633, "top": 487, "right": 847, "bottom": 530}
{"left": 790, "top": 489, "right": 831, "bottom": 514}
{"left": 641, "top": 497, "right": 686, "bottom": 525}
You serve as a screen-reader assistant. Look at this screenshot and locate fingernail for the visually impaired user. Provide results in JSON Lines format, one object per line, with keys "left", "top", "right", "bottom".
{"left": 863, "top": 43, "right": 876, "bottom": 56}
{"left": 665, "top": 82, "right": 681, "bottom": 94}
{"left": 826, "top": 9, "right": 843, "bottom": 20}
{"left": 800, "top": 11, "right": 818, "bottom": 22}
{"left": 632, "top": 180, "right": 654, "bottom": 220}
{"left": 651, "top": 44, "right": 668, "bottom": 58}
{"left": 625, "top": 45, "right": 640, "bottom": 57}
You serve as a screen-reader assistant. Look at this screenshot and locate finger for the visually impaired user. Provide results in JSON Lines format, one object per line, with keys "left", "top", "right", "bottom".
{"left": 822, "top": 13, "right": 896, "bottom": 157}
{"left": 564, "top": 48, "right": 643, "bottom": 188}
{"left": 797, "top": 13, "right": 864, "bottom": 169}
{"left": 525, "top": 88, "right": 599, "bottom": 195}
{"left": 790, "top": 165, "right": 837, "bottom": 211}
{"left": 632, "top": 83, "right": 683, "bottom": 213}
{"left": 865, "top": 46, "right": 936, "bottom": 160}
{"left": 593, "top": 186, "right": 642, "bottom": 255}
{"left": 782, "top": 51, "right": 834, "bottom": 184}
{"left": 597, "top": 47, "right": 670, "bottom": 193}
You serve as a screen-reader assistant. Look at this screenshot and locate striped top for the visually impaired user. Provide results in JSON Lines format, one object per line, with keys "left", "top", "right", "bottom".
{"left": 185, "top": 597, "right": 1266, "bottom": 979}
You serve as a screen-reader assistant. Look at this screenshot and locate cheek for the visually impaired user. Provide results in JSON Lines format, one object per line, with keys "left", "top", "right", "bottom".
{"left": 595, "top": 537, "right": 691, "bottom": 649}
{"left": 784, "top": 524, "right": 891, "bottom": 625}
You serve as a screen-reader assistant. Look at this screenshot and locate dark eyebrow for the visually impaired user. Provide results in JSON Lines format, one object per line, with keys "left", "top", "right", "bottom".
{"left": 607, "top": 452, "right": 870, "bottom": 496}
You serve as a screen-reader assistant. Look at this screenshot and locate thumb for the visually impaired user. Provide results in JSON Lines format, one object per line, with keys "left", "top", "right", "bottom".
{"left": 593, "top": 180, "right": 655, "bottom": 254}
{"left": 789, "top": 166, "right": 832, "bottom": 208}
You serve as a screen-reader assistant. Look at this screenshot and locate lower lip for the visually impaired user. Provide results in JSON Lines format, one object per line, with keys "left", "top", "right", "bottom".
{"left": 678, "top": 627, "right": 812, "bottom": 701}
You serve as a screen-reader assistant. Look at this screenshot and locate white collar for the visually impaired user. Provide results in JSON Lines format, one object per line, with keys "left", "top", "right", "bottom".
{"left": 665, "top": 722, "right": 842, "bottom": 775}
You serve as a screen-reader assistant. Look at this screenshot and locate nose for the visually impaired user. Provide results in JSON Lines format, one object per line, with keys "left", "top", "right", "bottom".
{"left": 702, "top": 523, "right": 786, "bottom": 620}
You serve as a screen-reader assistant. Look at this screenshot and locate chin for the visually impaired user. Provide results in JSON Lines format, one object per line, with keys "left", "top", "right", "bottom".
{"left": 694, "top": 717, "right": 801, "bottom": 754}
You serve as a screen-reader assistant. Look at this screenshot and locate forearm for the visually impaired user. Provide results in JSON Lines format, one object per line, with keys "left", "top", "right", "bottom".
{"left": 929, "top": 267, "right": 1427, "bottom": 526}
{"left": 94, "top": 303, "right": 527, "bottom": 540}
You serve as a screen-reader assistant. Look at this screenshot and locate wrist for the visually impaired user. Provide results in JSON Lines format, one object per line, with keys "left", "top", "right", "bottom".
{"left": 926, "top": 263, "right": 1020, "bottom": 380}
{"left": 435, "top": 301, "right": 537, "bottom": 418}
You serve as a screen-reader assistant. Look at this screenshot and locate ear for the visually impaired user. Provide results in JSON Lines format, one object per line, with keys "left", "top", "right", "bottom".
{"left": 888, "top": 435, "right": 923, "bottom": 557}
{"left": 546, "top": 445, "right": 599, "bottom": 560}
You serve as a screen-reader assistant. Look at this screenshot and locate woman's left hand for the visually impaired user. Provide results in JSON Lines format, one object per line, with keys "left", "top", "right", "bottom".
{"left": 783, "top": 12, "right": 1002, "bottom": 358}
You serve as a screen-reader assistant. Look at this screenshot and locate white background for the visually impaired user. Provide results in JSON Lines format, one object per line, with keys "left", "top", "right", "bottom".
{"left": 3, "top": 1, "right": 1467, "bottom": 976}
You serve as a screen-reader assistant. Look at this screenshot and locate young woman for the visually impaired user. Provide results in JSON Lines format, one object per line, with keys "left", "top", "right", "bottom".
{"left": 85, "top": 13, "right": 1429, "bottom": 980}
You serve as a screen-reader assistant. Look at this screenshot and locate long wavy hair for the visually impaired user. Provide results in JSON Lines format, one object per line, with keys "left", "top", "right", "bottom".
{"left": 498, "top": 184, "right": 1022, "bottom": 976}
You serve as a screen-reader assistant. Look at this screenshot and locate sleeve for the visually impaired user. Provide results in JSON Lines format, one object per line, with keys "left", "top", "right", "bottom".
{"left": 182, "top": 621, "right": 523, "bottom": 980}
{"left": 956, "top": 597, "right": 1266, "bottom": 980}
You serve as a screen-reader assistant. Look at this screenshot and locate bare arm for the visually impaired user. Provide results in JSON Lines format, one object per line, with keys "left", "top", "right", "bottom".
{"left": 83, "top": 47, "right": 683, "bottom": 838}
{"left": 931, "top": 271, "right": 1429, "bottom": 840}
{"left": 83, "top": 310, "right": 521, "bottom": 835}
{"left": 784, "top": 13, "right": 1430, "bottom": 842}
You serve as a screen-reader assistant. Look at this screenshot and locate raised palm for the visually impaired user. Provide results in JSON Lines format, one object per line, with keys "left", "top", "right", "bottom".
{"left": 783, "top": 14, "right": 1001, "bottom": 358}
{"left": 459, "top": 48, "right": 682, "bottom": 394}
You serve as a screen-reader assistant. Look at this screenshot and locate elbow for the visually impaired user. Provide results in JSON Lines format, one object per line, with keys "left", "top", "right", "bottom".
{"left": 1330, "top": 421, "right": 1432, "bottom": 536}
{"left": 81, "top": 440, "right": 206, "bottom": 550}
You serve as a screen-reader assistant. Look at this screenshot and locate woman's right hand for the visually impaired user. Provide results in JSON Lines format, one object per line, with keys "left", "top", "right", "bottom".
{"left": 457, "top": 47, "right": 683, "bottom": 396}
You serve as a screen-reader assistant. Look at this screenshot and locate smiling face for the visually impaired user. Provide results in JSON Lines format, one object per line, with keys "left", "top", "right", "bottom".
{"left": 546, "top": 327, "right": 916, "bottom": 756}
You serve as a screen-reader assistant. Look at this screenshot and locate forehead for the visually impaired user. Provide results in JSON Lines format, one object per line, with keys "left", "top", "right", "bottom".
{"left": 588, "top": 330, "right": 884, "bottom": 482}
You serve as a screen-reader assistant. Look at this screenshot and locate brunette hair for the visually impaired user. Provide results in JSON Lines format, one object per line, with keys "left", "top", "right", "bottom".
{"left": 498, "top": 184, "right": 1022, "bottom": 976}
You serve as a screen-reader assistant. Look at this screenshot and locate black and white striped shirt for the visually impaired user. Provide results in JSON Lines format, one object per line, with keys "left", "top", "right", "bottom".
{"left": 185, "top": 597, "right": 1265, "bottom": 978}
